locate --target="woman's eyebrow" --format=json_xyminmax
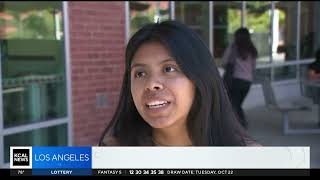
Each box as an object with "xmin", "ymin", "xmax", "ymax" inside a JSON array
[
  {"xmin": 131, "ymin": 63, "xmax": 145, "ymax": 69},
  {"xmin": 160, "ymin": 58, "xmax": 176, "ymax": 64},
  {"xmin": 131, "ymin": 58, "xmax": 176, "ymax": 69}
]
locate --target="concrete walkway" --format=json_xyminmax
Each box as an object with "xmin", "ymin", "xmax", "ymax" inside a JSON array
[{"xmin": 245, "ymin": 105, "xmax": 320, "ymax": 168}]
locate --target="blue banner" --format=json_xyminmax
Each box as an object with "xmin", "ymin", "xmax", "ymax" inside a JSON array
[{"xmin": 32, "ymin": 147, "xmax": 92, "ymax": 169}]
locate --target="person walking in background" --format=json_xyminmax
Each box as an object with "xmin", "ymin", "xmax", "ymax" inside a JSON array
[{"xmin": 222, "ymin": 27, "xmax": 258, "ymax": 129}]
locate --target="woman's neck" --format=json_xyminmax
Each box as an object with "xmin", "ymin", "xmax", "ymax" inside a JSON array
[{"xmin": 152, "ymin": 125, "xmax": 192, "ymax": 146}]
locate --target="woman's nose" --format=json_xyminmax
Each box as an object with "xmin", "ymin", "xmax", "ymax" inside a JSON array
[{"xmin": 145, "ymin": 75, "xmax": 164, "ymax": 91}]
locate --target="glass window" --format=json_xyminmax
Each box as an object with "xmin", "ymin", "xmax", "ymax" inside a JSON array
[
  {"xmin": 300, "ymin": 1, "xmax": 320, "ymax": 60},
  {"xmin": 129, "ymin": 1, "xmax": 170, "ymax": 37},
  {"xmin": 300, "ymin": 63, "xmax": 310, "ymax": 80},
  {"xmin": 0, "ymin": 2, "xmax": 63, "ymax": 40},
  {"xmin": 4, "ymin": 124, "xmax": 68, "ymax": 163},
  {"xmin": 213, "ymin": 1, "xmax": 242, "ymax": 66},
  {"xmin": 1, "ymin": 2, "xmax": 67, "ymax": 128},
  {"xmin": 246, "ymin": 2, "xmax": 272, "ymax": 83},
  {"xmin": 175, "ymin": 1, "xmax": 209, "ymax": 46},
  {"xmin": 253, "ymin": 68, "xmax": 271, "ymax": 83},
  {"xmin": 299, "ymin": 63, "xmax": 314, "ymax": 97},
  {"xmin": 273, "ymin": 2, "xmax": 298, "ymax": 62},
  {"xmin": 246, "ymin": 1, "xmax": 272, "ymax": 65},
  {"xmin": 273, "ymin": 2, "xmax": 298, "ymax": 81},
  {"xmin": 273, "ymin": 65, "xmax": 297, "ymax": 81}
]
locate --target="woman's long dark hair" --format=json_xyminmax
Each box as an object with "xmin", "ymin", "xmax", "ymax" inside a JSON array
[
  {"xmin": 99, "ymin": 20, "xmax": 253, "ymax": 146},
  {"xmin": 234, "ymin": 28, "xmax": 258, "ymax": 60}
]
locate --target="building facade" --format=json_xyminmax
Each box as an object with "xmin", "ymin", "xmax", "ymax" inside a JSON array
[{"xmin": 0, "ymin": 1, "xmax": 319, "ymax": 167}]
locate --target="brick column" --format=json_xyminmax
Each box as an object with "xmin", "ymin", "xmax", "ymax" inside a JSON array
[{"xmin": 68, "ymin": 2, "xmax": 126, "ymax": 145}]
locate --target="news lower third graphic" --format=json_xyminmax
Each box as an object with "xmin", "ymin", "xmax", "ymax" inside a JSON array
[{"xmin": 9, "ymin": 146, "xmax": 311, "ymax": 176}]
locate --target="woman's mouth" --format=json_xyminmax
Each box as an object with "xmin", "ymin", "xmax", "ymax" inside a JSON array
[{"xmin": 146, "ymin": 100, "xmax": 171, "ymax": 109}]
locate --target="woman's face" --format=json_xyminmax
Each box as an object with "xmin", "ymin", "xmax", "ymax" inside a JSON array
[{"xmin": 130, "ymin": 41, "xmax": 195, "ymax": 129}]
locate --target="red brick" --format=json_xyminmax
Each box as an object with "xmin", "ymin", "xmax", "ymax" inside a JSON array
[{"xmin": 69, "ymin": 2, "xmax": 125, "ymax": 145}]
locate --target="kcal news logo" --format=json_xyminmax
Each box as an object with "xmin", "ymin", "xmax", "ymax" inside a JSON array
[
  {"xmin": 13, "ymin": 149, "xmax": 29, "ymax": 165},
  {"xmin": 10, "ymin": 147, "xmax": 32, "ymax": 169}
]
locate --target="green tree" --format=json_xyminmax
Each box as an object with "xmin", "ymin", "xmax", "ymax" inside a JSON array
[
  {"xmin": 5, "ymin": 8, "xmax": 56, "ymax": 39},
  {"xmin": 246, "ymin": 1, "xmax": 271, "ymax": 33}
]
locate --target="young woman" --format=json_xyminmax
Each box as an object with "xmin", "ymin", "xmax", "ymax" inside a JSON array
[
  {"xmin": 99, "ymin": 20, "xmax": 257, "ymax": 146},
  {"xmin": 222, "ymin": 28, "xmax": 258, "ymax": 130}
]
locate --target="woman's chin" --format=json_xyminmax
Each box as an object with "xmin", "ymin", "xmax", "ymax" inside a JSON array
[{"xmin": 146, "ymin": 118, "xmax": 175, "ymax": 129}]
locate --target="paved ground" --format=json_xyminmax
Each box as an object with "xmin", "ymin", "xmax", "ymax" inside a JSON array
[{"xmin": 245, "ymin": 104, "xmax": 320, "ymax": 168}]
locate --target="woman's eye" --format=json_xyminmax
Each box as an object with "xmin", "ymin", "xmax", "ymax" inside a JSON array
[
  {"xmin": 135, "ymin": 71, "xmax": 145, "ymax": 78},
  {"xmin": 164, "ymin": 66, "xmax": 176, "ymax": 73}
]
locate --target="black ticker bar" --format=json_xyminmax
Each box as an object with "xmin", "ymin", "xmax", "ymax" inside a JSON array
[
  {"xmin": 0, "ymin": 169, "xmax": 315, "ymax": 176},
  {"xmin": 92, "ymin": 169, "xmax": 311, "ymax": 176}
]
